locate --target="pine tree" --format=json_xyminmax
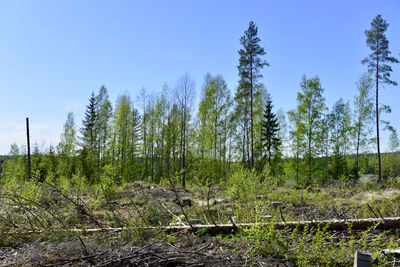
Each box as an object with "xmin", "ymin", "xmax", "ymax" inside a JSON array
[
  {"xmin": 237, "ymin": 21, "xmax": 268, "ymax": 170},
  {"xmin": 261, "ymin": 98, "xmax": 281, "ymax": 164},
  {"xmin": 362, "ymin": 14, "xmax": 399, "ymax": 182}
]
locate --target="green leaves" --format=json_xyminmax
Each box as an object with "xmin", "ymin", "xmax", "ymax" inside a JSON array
[{"xmin": 293, "ymin": 75, "xmax": 327, "ymax": 184}]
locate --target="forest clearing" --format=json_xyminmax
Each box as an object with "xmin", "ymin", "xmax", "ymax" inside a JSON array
[{"xmin": 1, "ymin": 175, "xmax": 400, "ymax": 266}]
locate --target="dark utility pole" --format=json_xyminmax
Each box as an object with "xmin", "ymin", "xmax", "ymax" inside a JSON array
[{"xmin": 26, "ymin": 117, "xmax": 32, "ymax": 180}]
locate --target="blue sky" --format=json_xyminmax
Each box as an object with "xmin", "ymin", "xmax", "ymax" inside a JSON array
[{"xmin": 0, "ymin": 0, "xmax": 399, "ymax": 154}]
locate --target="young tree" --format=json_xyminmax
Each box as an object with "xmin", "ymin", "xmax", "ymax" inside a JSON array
[
  {"xmin": 288, "ymin": 110, "xmax": 305, "ymax": 184},
  {"xmin": 388, "ymin": 128, "xmax": 400, "ymax": 177},
  {"xmin": 261, "ymin": 97, "xmax": 281, "ymax": 164},
  {"xmin": 60, "ymin": 112, "xmax": 77, "ymax": 158},
  {"xmin": 276, "ymin": 108, "xmax": 289, "ymax": 156},
  {"xmin": 95, "ymin": 85, "xmax": 113, "ymax": 169},
  {"xmin": 353, "ymin": 74, "xmax": 374, "ymax": 175},
  {"xmin": 389, "ymin": 128, "xmax": 400, "ymax": 153},
  {"xmin": 233, "ymin": 84, "xmax": 251, "ymax": 169},
  {"xmin": 237, "ymin": 21, "xmax": 269, "ymax": 169},
  {"xmin": 362, "ymin": 14, "xmax": 399, "ymax": 182},
  {"xmin": 113, "ymin": 94, "xmax": 139, "ymax": 181},
  {"xmin": 165, "ymin": 103, "xmax": 180, "ymax": 179},
  {"xmin": 175, "ymin": 72, "xmax": 195, "ymax": 187},
  {"xmin": 153, "ymin": 86, "xmax": 169, "ymax": 182},
  {"xmin": 329, "ymin": 98, "xmax": 352, "ymax": 179},
  {"xmin": 198, "ymin": 73, "xmax": 230, "ymax": 183},
  {"xmin": 126, "ymin": 107, "xmax": 141, "ymax": 180},
  {"xmin": 294, "ymin": 75, "xmax": 326, "ymax": 184},
  {"xmin": 138, "ymin": 87, "xmax": 149, "ymax": 180},
  {"xmin": 58, "ymin": 112, "xmax": 77, "ymax": 178},
  {"xmin": 320, "ymin": 113, "xmax": 331, "ymax": 181}
]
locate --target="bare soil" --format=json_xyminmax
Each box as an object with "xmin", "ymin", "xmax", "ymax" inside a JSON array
[{"xmin": 0, "ymin": 235, "xmax": 290, "ymax": 266}]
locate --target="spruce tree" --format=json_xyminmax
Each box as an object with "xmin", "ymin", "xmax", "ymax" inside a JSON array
[
  {"xmin": 362, "ymin": 14, "xmax": 399, "ymax": 182},
  {"xmin": 237, "ymin": 21, "xmax": 268, "ymax": 169},
  {"xmin": 261, "ymin": 98, "xmax": 280, "ymax": 164},
  {"xmin": 81, "ymin": 92, "xmax": 97, "ymax": 153}
]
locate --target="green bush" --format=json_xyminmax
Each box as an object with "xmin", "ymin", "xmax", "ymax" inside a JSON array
[{"xmin": 224, "ymin": 168, "xmax": 263, "ymax": 201}]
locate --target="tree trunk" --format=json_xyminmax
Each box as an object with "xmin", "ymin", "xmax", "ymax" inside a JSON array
[
  {"xmin": 160, "ymin": 126, "xmax": 164, "ymax": 180},
  {"xmin": 246, "ymin": 122, "xmax": 251, "ymax": 170},
  {"xmin": 181, "ymin": 107, "xmax": 186, "ymax": 188},
  {"xmin": 250, "ymin": 64, "xmax": 254, "ymax": 170},
  {"xmin": 26, "ymin": 118, "xmax": 32, "ymax": 180},
  {"xmin": 308, "ymin": 128, "xmax": 312, "ymax": 184},
  {"xmin": 356, "ymin": 117, "xmax": 362, "ymax": 175},
  {"xmin": 376, "ymin": 56, "xmax": 382, "ymax": 182}
]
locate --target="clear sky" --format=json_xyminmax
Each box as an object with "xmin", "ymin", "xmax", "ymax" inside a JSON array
[{"xmin": 0, "ymin": 0, "xmax": 399, "ymax": 154}]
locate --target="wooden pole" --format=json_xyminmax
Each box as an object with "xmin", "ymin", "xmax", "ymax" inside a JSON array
[{"xmin": 26, "ymin": 117, "xmax": 31, "ymax": 180}]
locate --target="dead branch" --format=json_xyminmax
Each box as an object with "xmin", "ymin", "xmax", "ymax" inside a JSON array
[
  {"xmin": 43, "ymin": 181, "xmax": 105, "ymax": 228},
  {"xmin": 207, "ymin": 184, "xmax": 218, "ymax": 227},
  {"xmin": 159, "ymin": 202, "xmax": 187, "ymax": 226},
  {"xmin": 166, "ymin": 174, "xmax": 193, "ymax": 229},
  {"xmin": 123, "ymin": 187, "xmax": 147, "ymax": 225}
]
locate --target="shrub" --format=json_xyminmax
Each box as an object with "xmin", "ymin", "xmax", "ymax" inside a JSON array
[{"xmin": 224, "ymin": 168, "xmax": 263, "ymax": 202}]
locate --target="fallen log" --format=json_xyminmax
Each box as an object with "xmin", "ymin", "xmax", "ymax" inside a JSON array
[{"xmin": 6, "ymin": 217, "xmax": 400, "ymax": 235}]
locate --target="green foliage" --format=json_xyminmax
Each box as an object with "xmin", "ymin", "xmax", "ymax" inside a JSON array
[
  {"xmin": 99, "ymin": 167, "xmax": 117, "ymax": 196},
  {"xmin": 236, "ymin": 21, "xmax": 269, "ymax": 170},
  {"xmin": 224, "ymin": 168, "xmax": 264, "ymax": 201},
  {"xmin": 261, "ymin": 97, "xmax": 281, "ymax": 167},
  {"xmin": 80, "ymin": 92, "xmax": 98, "ymax": 153},
  {"xmin": 289, "ymin": 75, "xmax": 327, "ymax": 185},
  {"xmin": 353, "ymin": 73, "xmax": 374, "ymax": 176},
  {"xmin": 362, "ymin": 14, "xmax": 399, "ymax": 182},
  {"xmin": 362, "ymin": 14, "xmax": 399, "ymax": 86},
  {"xmin": 58, "ymin": 175, "xmax": 71, "ymax": 189},
  {"xmin": 245, "ymin": 218, "xmax": 287, "ymax": 258},
  {"xmin": 195, "ymin": 228, "xmax": 208, "ymax": 237},
  {"xmin": 198, "ymin": 73, "xmax": 231, "ymax": 184},
  {"xmin": 245, "ymin": 219, "xmax": 393, "ymax": 265},
  {"xmin": 329, "ymin": 98, "xmax": 352, "ymax": 179}
]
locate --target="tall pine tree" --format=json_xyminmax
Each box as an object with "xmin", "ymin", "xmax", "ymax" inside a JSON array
[
  {"xmin": 362, "ymin": 14, "xmax": 399, "ymax": 182},
  {"xmin": 237, "ymin": 21, "xmax": 268, "ymax": 170}
]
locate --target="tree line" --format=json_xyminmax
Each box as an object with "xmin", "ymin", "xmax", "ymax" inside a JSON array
[{"xmin": 1, "ymin": 15, "xmax": 399, "ymax": 187}]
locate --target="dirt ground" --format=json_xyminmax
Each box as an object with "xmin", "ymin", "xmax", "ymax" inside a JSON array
[{"xmin": 0, "ymin": 235, "xmax": 290, "ymax": 266}]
